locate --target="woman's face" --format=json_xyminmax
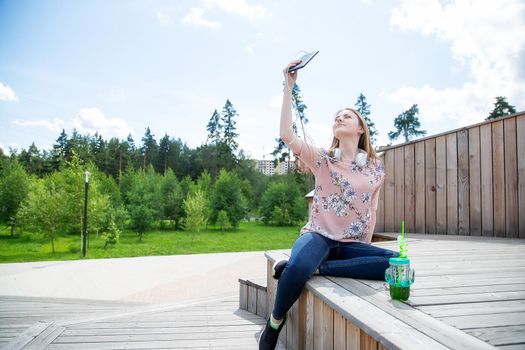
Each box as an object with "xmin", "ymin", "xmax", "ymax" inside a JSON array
[{"xmin": 332, "ymin": 109, "xmax": 364, "ymax": 139}]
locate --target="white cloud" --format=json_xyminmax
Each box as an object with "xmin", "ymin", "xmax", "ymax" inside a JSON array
[
  {"xmin": 0, "ymin": 82, "xmax": 19, "ymax": 102},
  {"xmin": 388, "ymin": 0, "xmax": 525, "ymax": 126},
  {"xmin": 204, "ymin": 0, "xmax": 270, "ymax": 21},
  {"xmin": 14, "ymin": 118, "xmax": 65, "ymax": 133},
  {"xmin": 72, "ymin": 108, "xmax": 133, "ymax": 139},
  {"xmin": 245, "ymin": 43, "xmax": 256, "ymax": 54},
  {"xmin": 181, "ymin": 7, "xmax": 222, "ymax": 29},
  {"xmin": 156, "ymin": 10, "xmax": 171, "ymax": 25},
  {"xmin": 14, "ymin": 108, "xmax": 132, "ymax": 140}
]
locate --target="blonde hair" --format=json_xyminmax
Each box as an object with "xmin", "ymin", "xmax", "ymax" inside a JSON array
[{"xmin": 328, "ymin": 108, "xmax": 380, "ymax": 164}]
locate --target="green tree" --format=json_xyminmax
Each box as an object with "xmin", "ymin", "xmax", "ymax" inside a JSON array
[
  {"xmin": 126, "ymin": 169, "xmax": 157, "ymax": 240},
  {"xmin": 0, "ymin": 160, "xmax": 30, "ymax": 236},
  {"xmin": 206, "ymin": 109, "xmax": 222, "ymax": 145},
  {"xmin": 388, "ymin": 104, "xmax": 426, "ymax": 143},
  {"xmin": 161, "ymin": 169, "xmax": 185, "ymax": 229},
  {"xmin": 487, "ymin": 96, "xmax": 517, "ymax": 120},
  {"xmin": 183, "ymin": 190, "xmax": 208, "ymax": 235},
  {"xmin": 221, "ymin": 100, "xmax": 239, "ymax": 153},
  {"xmin": 354, "ymin": 93, "xmax": 378, "ymax": 144},
  {"xmin": 210, "ymin": 169, "xmax": 245, "ymax": 229},
  {"xmin": 259, "ymin": 180, "xmax": 306, "ymax": 226},
  {"xmin": 101, "ymin": 215, "xmax": 120, "ymax": 248},
  {"xmin": 215, "ymin": 209, "xmax": 231, "ymax": 231},
  {"xmin": 141, "ymin": 127, "xmax": 158, "ymax": 170},
  {"xmin": 17, "ymin": 179, "xmax": 64, "ymax": 253}
]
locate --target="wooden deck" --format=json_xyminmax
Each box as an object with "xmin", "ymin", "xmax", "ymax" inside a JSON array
[
  {"xmin": 265, "ymin": 234, "xmax": 525, "ymax": 350},
  {"xmin": 1, "ymin": 295, "xmax": 282, "ymax": 349}
]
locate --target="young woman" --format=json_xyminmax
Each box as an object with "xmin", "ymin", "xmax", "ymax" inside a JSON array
[{"xmin": 259, "ymin": 60, "xmax": 399, "ymax": 350}]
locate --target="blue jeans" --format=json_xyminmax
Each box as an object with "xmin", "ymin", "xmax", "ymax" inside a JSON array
[{"xmin": 272, "ymin": 232, "xmax": 399, "ymax": 319}]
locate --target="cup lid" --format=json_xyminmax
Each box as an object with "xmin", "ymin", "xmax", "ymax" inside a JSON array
[{"xmin": 389, "ymin": 257, "xmax": 410, "ymax": 265}]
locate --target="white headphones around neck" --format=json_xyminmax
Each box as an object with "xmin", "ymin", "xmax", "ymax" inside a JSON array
[{"xmin": 333, "ymin": 148, "xmax": 367, "ymax": 167}]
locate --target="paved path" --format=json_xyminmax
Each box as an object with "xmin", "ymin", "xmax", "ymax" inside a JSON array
[{"xmin": 0, "ymin": 252, "xmax": 267, "ymax": 304}]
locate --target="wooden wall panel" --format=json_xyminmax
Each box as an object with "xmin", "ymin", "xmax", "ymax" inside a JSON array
[
  {"xmin": 446, "ymin": 133, "xmax": 458, "ymax": 235},
  {"xmin": 394, "ymin": 147, "xmax": 405, "ymax": 233},
  {"xmin": 457, "ymin": 130, "xmax": 470, "ymax": 235},
  {"xmin": 404, "ymin": 144, "xmax": 416, "ymax": 233},
  {"xmin": 384, "ymin": 150, "xmax": 395, "ymax": 232},
  {"xmin": 517, "ymin": 115, "xmax": 525, "ymax": 238},
  {"xmin": 480, "ymin": 124, "xmax": 494, "ymax": 236},
  {"xmin": 468, "ymin": 127, "xmax": 482, "ymax": 236},
  {"xmin": 415, "ymin": 141, "xmax": 426, "ymax": 233},
  {"xmin": 493, "ymin": 121, "xmax": 506, "ymax": 237},
  {"xmin": 504, "ymin": 118, "xmax": 518, "ymax": 237},
  {"xmin": 435, "ymin": 136, "xmax": 447, "ymax": 234}
]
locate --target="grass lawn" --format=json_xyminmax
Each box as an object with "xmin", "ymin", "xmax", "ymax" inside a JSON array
[{"xmin": 0, "ymin": 221, "xmax": 302, "ymax": 263}]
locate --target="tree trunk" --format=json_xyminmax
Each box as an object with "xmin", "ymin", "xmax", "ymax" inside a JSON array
[
  {"xmin": 10, "ymin": 224, "xmax": 14, "ymax": 237},
  {"xmin": 51, "ymin": 237, "xmax": 55, "ymax": 254}
]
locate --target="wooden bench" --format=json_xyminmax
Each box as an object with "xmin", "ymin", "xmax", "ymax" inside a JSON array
[{"xmin": 264, "ymin": 236, "xmax": 514, "ymax": 350}]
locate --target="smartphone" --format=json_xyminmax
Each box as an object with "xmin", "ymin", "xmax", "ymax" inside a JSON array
[{"xmin": 288, "ymin": 50, "xmax": 319, "ymax": 72}]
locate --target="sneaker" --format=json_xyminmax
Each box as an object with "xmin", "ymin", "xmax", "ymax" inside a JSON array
[
  {"xmin": 258, "ymin": 315, "xmax": 286, "ymax": 350},
  {"xmin": 272, "ymin": 259, "xmax": 288, "ymax": 280}
]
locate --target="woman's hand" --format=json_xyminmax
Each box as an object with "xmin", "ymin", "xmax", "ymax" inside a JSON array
[{"xmin": 283, "ymin": 60, "xmax": 301, "ymax": 91}]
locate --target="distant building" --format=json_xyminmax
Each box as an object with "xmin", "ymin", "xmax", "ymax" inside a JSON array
[{"xmin": 255, "ymin": 159, "xmax": 296, "ymax": 175}]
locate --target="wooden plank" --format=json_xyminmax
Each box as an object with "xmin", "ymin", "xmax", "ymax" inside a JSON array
[
  {"xmin": 467, "ymin": 325, "xmax": 525, "ymax": 347},
  {"xmin": 346, "ymin": 320, "xmax": 360, "ymax": 350},
  {"xmin": 360, "ymin": 331, "xmax": 379, "ymax": 350},
  {"xmin": 518, "ymin": 114, "xmax": 525, "ymax": 238},
  {"xmin": 425, "ymin": 138, "xmax": 437, "ymax": 234},
  {"xmin": 504, "ymin": 117, "xmax": 519, "ymax": 237},
  {"xmin": 377, "ymin": 154, "xmax": 386, "ymax": 232},
  {"xmin": 435, "ymin": 136, "xmax": 447, "ymax": 234},
  {"xmin": 394, "ymin": 146, "xmax": 405, "ymax": 233},
  {"xmin": 404, "ymin": 144, "xmax": 416, "ymax": 233},
  {"xmin": 239, "ymin": 282, "xmax": 247, "ymax": 310},
  {"xmin": 256, "ymin": 288, "xmax": 267, "ymax": 318},
  {"xmin": 419, "ymin": 300, "xmax": 525, "ymax": 318},
  {"xmin": 333, "ymin": 311, "xmax": 345, "ymax": 350},
  {"xmin": 411, "ymin": 283, "xmax": 525, "ymax": 297},
  {"xmin": 307, "ymin": 278, "xmax": 452, "ymax": 350},
  {"xmin": 446, "ymin": 133, "xmax": 458, "ymax": 235},
  {"xmin": 408, "ymin": 291, "xmax": 525, "ymax": 306},
  {"xmin": 492, "ymin": 120, "xmax": 506, "ymax": 236},
  {"xmin": 441, "ymin": 312, "xmax": 525, "ymax": 329},
  {"xmin": 297, "ymin": 289, "xmax": 306, "ymax": 350},
  {"xmin": 384, "ymin": 149, "xmax": 395, "ymax": 232},
  {"xmin": 457, "ymin": 129, "xmax": 470, "ymax": 235},
  {"xmin": 313, "ymin": 296, "xmax": 324, "ymax": 350},
  {"xmin": 469, "ymin": 127, "xmax": 482, "ymax": 235},
  {"xmin": 305, "ymin": 290, "xmax": 314, "ymax": 350},
  {"xmin": 480, "ymin": 123, "xmax": 494, "ymax": 236},
  {"xmin": 415, "ymin": 141, "xmax": 426, "ymax": 233},
  {"xmin": 3, "ymin": 321, "xmax": 51, "ymax": 350},
  {"xmin": 323, "ymin": 301, "xmax": 334, "ymax": 349},
  {"xmin": 248, "ymin": 285, "xmax": 257, "ymax": 314},
  {"xmin": 328, "ymin": 277, "xmax": 495, "ymax": 350}
]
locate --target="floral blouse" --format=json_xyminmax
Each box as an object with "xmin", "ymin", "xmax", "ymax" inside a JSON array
[{"xmin": 297, "ymin": 142, "xmax": 385, "ymax": 243}]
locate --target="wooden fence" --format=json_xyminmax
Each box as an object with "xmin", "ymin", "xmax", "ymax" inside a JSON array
[{"xmin": 375, "ymin": 111, "xmax": 525, "ymax": 238}]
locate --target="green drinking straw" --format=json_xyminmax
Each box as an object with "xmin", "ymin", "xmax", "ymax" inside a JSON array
[{"xmin": 398, "ymin": 220, "xmax": 408, "ymax": 258}]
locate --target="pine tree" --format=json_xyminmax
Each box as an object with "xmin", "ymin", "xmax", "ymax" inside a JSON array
[
  {"xmin": 51, "ymin": 129, "xmax": 68, "ymax": 170},
  {"xmin": 141, "ymin": 127, "xmax": 158, "ymax": 170},
  {"xmin": 158, "ymin": 134, "xmax": 171, "ymax": 174},
  {"xmin": 220, "ymin": 100, "xmax": 239, "ymax": 152},
  {"xmin": 487, "ymin": 96, "xmax": 517, "ymax": 120},
  {"xmin": 206, "ymin": 109, "xmax": 222, "ymax": 145},
  {"xmin": 354, "ymin": 93, "xmax": 378, "ymax": 144},
  {"xmin": 388, "ymin": 104, "xmax": 426, "ymax": 143}
]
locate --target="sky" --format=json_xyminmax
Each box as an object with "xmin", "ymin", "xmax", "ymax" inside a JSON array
[{"xmin": 1, "ymin": 0, "xmax": 524, "ymax": 160}]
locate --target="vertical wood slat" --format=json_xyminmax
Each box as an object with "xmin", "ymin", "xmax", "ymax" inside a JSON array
[
  {"xmin": 313, "ymin": 296, "xmax": 324, "ymax": 350},
  {"xmin": 504, "ymin": 118, "xmax": 519, "ymax": 238},
  {"xmin": 360, "ymin": 331, "xmax": 379, "ymax": 350},
  {"xmin": 415, "ymin": 141, "xmax": 426, "ymax": 233},
  {"xmin": 305, "ymin": 290, "xmax": 314, "ymax": 350},
  {"xmin": 517, "ymin": 115, "xmax": 525, "ymax": 238},
  {"xmin": 469, "ymin": 127, "xmax": 482, "ymax": 236},
  {"xmin": 239, "ymin": 282, "xmax": 247, "ymax": 310},
  {"xmin": 394, "ymin": 147, "xmax": 405, "ymax": 232},
  {"xmin": 333, "ymin": 311, "xmax": 345, "ymax": 350},
  {"xmin": 297, "ymin": 290, "xmax": 306, "ymax": 350},
  {"xmin": 323, "ymin": 302, "xmax": 334, "ymax": 349},
  {"xmin": 435, "ymin": 136, "xmax": 447, "ymax": 234},
  {"xmin": 384, "ymin": 150, "xmax": 395, "ymax": 232},
  {"xmin": 376, "ymin": 154, "xmax": 385, "ymax": 233},
  {"xmin": 480, "ymin": 124, "xmax": 494, "ymax": 236},
  {"xmin": 256, "ymin": 288, "xmax": 267, "ymax": 318},
  {"xmin": 425, "ymin": 139, "xmax": 436, "ymax": 234},
  {"xmin": 457, "ymin": 130, "xmax": 470, "ymax": 235},
  {"xmin": 346, "ymin": 320, "xmax": 360, "ymax": 350},
  {"xmin": 247, "ymin": 285, "xmax": 257, "ymax": 314},
  {"xmin": 446, "ymin": 133, "xmax": 458, "ymax": 235},
  {"xmin": 404, "ymin": 144, "xmax": 415, "ymax": 233},
  {"xmin": 493, "ymin": 121, "xmax": 506, "ymax": 237}
]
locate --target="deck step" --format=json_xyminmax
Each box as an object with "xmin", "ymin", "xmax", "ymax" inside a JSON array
[{"xmin": 239, "ymin": 277, "xmax": 267, "ymax": 319}]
